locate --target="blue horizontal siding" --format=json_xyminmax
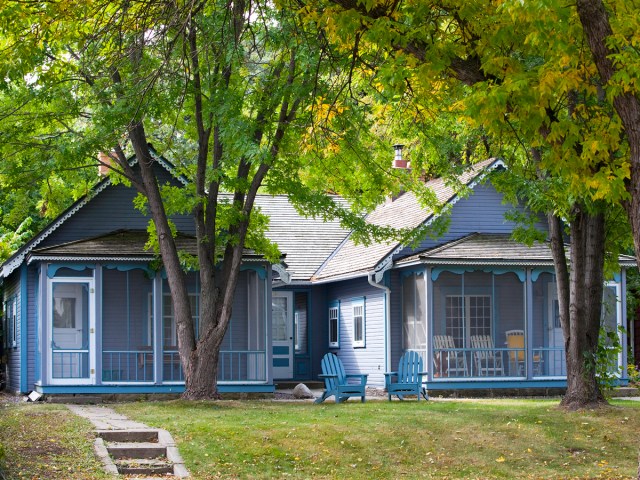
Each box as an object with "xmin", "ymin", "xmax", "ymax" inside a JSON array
[
  {"xmin": 396, "ymin": 183, "xmax": 548, "ymax": 259},
  {"xmin": 427, "ymin": 379, "xmax": 567, "ymax": 390},
  {"xmin": 325, "ymin": 277, "xmax": 386, "ymax": 387},
  {"xmin": 4, "ymin": 272, "xmax": 21, "ymax": 393},
  {"xmin": 40, "ymin": 168, "xmax": 195, "ymax": 249}
]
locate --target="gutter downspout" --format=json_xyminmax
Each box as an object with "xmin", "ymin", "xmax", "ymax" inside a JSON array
[{"xmin": 368, "ymin": 272, "xmax": 391, "ymax": 374}]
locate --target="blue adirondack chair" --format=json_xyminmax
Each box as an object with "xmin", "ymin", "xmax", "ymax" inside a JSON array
[
  {"xmin": 315, "ymin": 353, "xmax": 368, "ymax": 403},
  {"xmin": 384, "ymin": 351, "xmax": 428, "ymax": 401}
]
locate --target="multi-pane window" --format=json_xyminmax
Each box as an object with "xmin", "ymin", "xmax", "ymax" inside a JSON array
[
  {"xmin": 163, "ymin": 294, "xmax": 198, "ymax": 348},
  {"xmin": 445, "ymin": 295, "xmax": 491, "ymax": 347},
  {"xmin": 328, "ymin": 304, "xmax": 339, "ymax": 348},
  {"xmin": 352, "ymin": 299, "xmax": 365, "ymax": 348}
]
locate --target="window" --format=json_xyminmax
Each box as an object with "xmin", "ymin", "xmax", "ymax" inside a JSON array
[
  {"xmin": 352, "ymin": 298, "xmax": 365, "ymax": 348},
  {"xmin": 163, "ymin": 294, "xmax": 199, "ymax": 349},
  {"xmin": 6, "ymin": 298, "xmax": 17, "ymax": 348},
  {"xmin": 294, "ymin": 312, "xmax": 300, "ymax": 351},
  {"xmin": 445, "ymin": 295, "xmax": 491, "ymax": 347},
  {"xmin": 328, "ymin": 303, "xmax": 339, "ymax": 348}
]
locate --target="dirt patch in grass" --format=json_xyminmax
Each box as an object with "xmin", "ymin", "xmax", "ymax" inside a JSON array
[{"xmin": 0, "ymin": 395, "xmax": 109, "ymax": 480}]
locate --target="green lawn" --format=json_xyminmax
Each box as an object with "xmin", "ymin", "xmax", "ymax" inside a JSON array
[
  {"xmin": 0, "ymin": 401, "xmax": 110, "ymax": 480},
  {"xmin": 1, "ymin": 397, "xmax": 639, "ymax": 479},
  {"xmin": 115, "ymin": 398, "xmax": 640, "ymax": 479}
]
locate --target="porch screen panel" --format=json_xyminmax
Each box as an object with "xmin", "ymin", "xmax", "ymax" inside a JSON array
[
  {"xmin": 246, "ymin": 270, "xmax": 266, "ymax": 381},
  {"xmin": 102, "ymin": 269, "xmax": 154, "ymax": 382},
  {"xmin": 445, "ymin": 296, "xmax": 465, "ymax": 348},
  {"xmin": 161, "ymin": 273, "xmax": 199, "ymax": 382},
  {"xmin": 532, "ymin": 272, "xmax": 564, "ymax": 376},
  {"xmin": 601, "ymin": 285, "xmax": 621, "ymax": 374},
  {"xmin": 402, "ymin": 273, "xmax": 426, "ymax": 351},
  {"xmin": 468, "ymin": 296, "xmax": 491, "ymax": 338},
  {"xmin": 432, "ymin": 271, "xmax": 463, "ymax": 342},
  {"xmin": 402, "ymin": 274, "xmax": 416, "ymax": 349},
  {"xmin": 493, "ymin": 273, "xmax": 526, "ymax": 376}
]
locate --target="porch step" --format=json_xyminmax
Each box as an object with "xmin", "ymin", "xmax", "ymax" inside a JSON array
[
  {"xmin": 114, "ymin": 458, "xmax": 174, "ymax": 476},
  {"xmin": 106, "ymin": 442, "xmax": 167, "ymax": 460},
  {"xmin": 97, "ymin": 429, "xmax": 159, "ymax": 443}
]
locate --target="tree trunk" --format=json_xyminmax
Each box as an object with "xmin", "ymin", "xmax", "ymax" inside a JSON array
[
  {"xmin": 575, "ymin": 0, "xmax": 640, "ymax": 286},
  {"xmin": 548, "ymin": 206, "xmax": 607, "ymax": 410},
  {"xmin": 182, "ymin": 328, "xmax": 223, "ymax": 400}
]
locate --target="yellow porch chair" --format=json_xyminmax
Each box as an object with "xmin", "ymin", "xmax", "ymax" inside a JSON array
[{"xmin": 505, "ymin": 330, "xmax": 543, "ymax": 376}]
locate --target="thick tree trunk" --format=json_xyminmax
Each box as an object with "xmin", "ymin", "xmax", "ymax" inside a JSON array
[
  {"xmin": 548, "ymin": 206, "xmax": 607, "ymax": 410},
  {"xmin": 575, "ymin": 0, "xmax": 640, "ymax": 287},
  {"xmin": 181, "ymin": 328, "xmax": 224, "ymax": 400},
  {"xmin": 128, "ymin": 124, "xmax": 211, "ymax": 397}
]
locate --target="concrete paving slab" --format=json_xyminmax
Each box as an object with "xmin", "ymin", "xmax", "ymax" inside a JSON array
[{"xmin": 67, "ymin": 405, "xmax": 189, "ymax": 478}]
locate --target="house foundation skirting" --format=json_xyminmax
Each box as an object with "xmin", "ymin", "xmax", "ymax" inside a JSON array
[{"xmin": 34, "ymin": 383, "xmax": 276, "ymax": 395}]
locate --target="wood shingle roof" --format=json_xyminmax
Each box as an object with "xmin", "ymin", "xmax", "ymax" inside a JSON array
[{"xmin": 312, "ymin": 158, "xmax": 503, "ymax": 281}]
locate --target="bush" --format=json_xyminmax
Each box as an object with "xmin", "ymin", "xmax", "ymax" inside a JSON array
[{"xmin": 628, "ymin": 363, "xmax": 640, "ymax": 386}]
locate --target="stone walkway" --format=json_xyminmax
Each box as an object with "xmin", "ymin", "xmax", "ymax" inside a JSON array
[{"xmin": 68, "ymin": 405, "xmax": 189, "ymax": 478}]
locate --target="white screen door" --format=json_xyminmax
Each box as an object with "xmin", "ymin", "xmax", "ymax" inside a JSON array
[{"xmin": 49, "ymin": 279, "xmax": 95, "ymax": 384}]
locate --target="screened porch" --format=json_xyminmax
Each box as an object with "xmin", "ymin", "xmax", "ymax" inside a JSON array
[
  {"xmin": 401, "ymin": 268, "xmax": 623, "ymax": 381},
  {"xmin": 101, "ymin": 267, "xmax": 268, "ymax": 384}
]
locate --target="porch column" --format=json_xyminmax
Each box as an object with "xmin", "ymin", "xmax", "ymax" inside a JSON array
[
  {"xmin": 39, "ymin": 264, "xmax": 47, "ymax": 386},
  {"xmin": 153, "ymin": 273, "xmax": 163, "ymax": 384},
  {"xmin": 266, "ymin": 265, "xmax": 273, "ymax": 385},
  {"xmin": 621, "ymin": 269, "xmax": 628, "ymax": 380},
  {"xmin": 526, "ymin": 268, "xmax": 534, "ymax": 380},
  {"xmin": 426, "ymin": 266, "xmax": 433, "ymax": 383},
  {"xmin": 95, "ymin": 264, "xmax": 103, "ymax": 385}
]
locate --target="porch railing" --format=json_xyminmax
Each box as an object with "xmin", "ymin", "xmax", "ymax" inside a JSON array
[
  {"xmin": 102, "ymin": 349, "xmax": 266, "ymax": 383},
  {"xmin": 433, "ymin": 347, "xmax": 566, "ymax": 379},
  {"xmin": 102, "ymin": 350, "xmax": 154, "ymax": 382},
  {"xmin": 52, "ymin": 350, "xmax": 89, "ymax": 379}
]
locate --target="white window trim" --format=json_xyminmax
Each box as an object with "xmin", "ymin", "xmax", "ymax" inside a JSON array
[
  {"xmin": 328, "ymin": 303, "xmax": 340, "ymax": 348},
  {"xmin": 352, "ymin": 298, "xmax": 365, "ymax": 348}
]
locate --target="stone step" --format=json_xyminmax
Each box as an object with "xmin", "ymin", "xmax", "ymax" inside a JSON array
[
  {"xmin": 115, "ymin": 458, "xmax": 174, "ymax": 476},
  {"xmin": 107, "ymin": 442, "xmax": 167, "ymax": 460},
  {"xmin": 97, "ymin": 429, "xmax": 159, "ymax": 443}
]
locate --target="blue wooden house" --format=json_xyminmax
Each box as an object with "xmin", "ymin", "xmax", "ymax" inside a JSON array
[{"xmin": 1, "ymin": 154, "xmax": 635, "ymax": 396}]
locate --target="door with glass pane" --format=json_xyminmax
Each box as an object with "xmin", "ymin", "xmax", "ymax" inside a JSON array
[
  {"xmin": 272, "ymin": 292, "xmax": 293, "ymax": 379},
  {"xmin": 49, "ymin": 279, "xmax": 95, "ymax": 384}
]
